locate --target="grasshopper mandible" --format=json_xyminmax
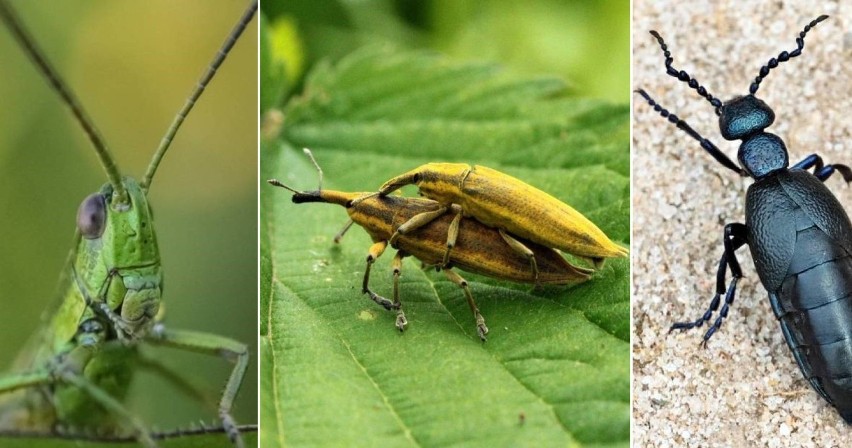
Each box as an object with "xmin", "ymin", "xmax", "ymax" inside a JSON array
[
  {"xmin": 354, "ymin": 163, "xmax": 629, "ymax": 277},
  {"xmin": 269, "ymin": 150, "xmax": 591, "ymax": 340},
  {"xmin": 0, "ymin": 1, "xmax": 256, "ymax": 447}
]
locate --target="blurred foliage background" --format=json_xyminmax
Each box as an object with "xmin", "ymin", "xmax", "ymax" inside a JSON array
[
  {"xmin": 0, "ymin": 0, "xmax": 256, "ymax": 434},
  {"xmin": 262, "ymin": 0, "xmax": 629, "ymax": 111}
]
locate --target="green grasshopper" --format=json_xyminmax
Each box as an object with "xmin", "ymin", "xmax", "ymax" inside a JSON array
[{"xmin": 0, "ymin": 1, "xmax": 257, "ymax": 447}]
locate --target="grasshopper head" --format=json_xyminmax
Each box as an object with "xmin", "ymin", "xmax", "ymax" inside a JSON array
[{"xmin": 75, "ymin": 177, "xmax": 161, "ymax": 336}]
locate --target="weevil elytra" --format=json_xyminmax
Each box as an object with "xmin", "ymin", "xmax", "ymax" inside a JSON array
[
  {"xmin": 637, "ymin": 15, "xmax": 852, "ymax": 423},
  {"xmin": 355, "ymin": 162, "xmax": 628, "ymax": 278},
  {"xmin": 269, "ymin": 151, "xmax": 591, "ymax": 340},
  {"xmin": 0, "ymin": 1, "xmax": 257, "ymax": 446}
]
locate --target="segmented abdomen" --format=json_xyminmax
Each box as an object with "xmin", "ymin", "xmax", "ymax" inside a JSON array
[{"xmin": 769, "ymin": 214, "xmax": 852, "ymax": 423}]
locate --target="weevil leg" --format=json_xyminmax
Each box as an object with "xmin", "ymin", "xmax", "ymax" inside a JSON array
[
  {"xmin": 791, "ymin": 154, "xmax": 852, "ymax": 183},
  {"xmin": 146, "ymin": 325, "xmax": 248, "ymax": 448},
  {"xmin": 389, "ymin": 205, "xmax": 449, "ymax": 246},
  {"xmin": 362, "ymin": 241, "xmax": 398, "ymax": 310},
  {"xmin": 333, "ymin": 219, "xmax": 355, "ymax": 244},
  {"xmin": 442, "ymin": 206, "xmax": 463, "ymax": 267},
  {"xmin": 391, "ymin": 251, "xmax": 408, "ymax": 332},
  {"xmin": 350, "ymin": 169, "xmax": 419, "ymax": 207},
  {"xmin": 635, "ymin": 89, "xmax": 746, "ymax": 177},
  {"xmin": 498, "ymin": 229, "xmax": 539, "ymax": 284},
  {"xmin": 443, "ymin": 269, "xmax": 488, "ymax": 341},
  {"xmin": 670, "ymin": 223, "xmax": 748, "ymax": 347}
]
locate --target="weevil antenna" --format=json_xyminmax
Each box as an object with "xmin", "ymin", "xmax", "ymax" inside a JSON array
[
  {"xmin": 749, "ymin": 15, "xmax": 828, "ymax": 94},
  {"xmin": 649, "ymin": 30, "xmax": 723, "ymax": 114},
  {"xmin": 302, "ymin": 148, "xmax": 324, "ymax": 191},
  {"xmin": 142, "ymin": 0, "xmax": 258, "ymax": 191},
  {"xmin": 0, "ymin": 0, "xmax": 128, "ymax": 206},
  {"xmin": 267, "ymin": 148, "xmax": 327, "ymax": 195},
  {"xmin": 267, "ymin": 179, "xmax": 302, "ymax": 194}
]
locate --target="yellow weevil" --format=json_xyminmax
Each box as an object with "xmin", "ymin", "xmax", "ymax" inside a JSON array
[
  {"xmin": 268, "ymin": 155, "xmax": 591, "ymax": 340},
  {"xmin": 354, "ymin": 163, "xmax": 629, "ymax": 278}
]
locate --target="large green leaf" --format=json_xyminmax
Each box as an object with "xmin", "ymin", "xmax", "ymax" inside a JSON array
[{"xmin": 262, "ymin": 46, "xmax": 629, "ymax": 447}]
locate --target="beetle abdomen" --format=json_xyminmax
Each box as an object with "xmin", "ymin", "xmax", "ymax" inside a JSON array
[{"xmin": 769, "ymin": 217, "xmax": 852, "ymax": 422}]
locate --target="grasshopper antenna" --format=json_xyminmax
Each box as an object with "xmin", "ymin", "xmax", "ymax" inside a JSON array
[
  {"xmin": 142, "ymin": 0, "xmax": 258, "ymax": 191},
  {"xmin": 0, "ymin": 0, "xmax": 127, "ymax": 205}
]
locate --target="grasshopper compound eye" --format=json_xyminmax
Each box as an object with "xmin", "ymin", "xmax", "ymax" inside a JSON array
[{"xmin": 77, "ymin": 193, "xmax": 107, "ymax": 239}]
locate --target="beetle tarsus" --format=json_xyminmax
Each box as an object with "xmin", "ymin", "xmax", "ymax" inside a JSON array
[{"xmin": 395, "ymin": 311, "xmax": 407, "ymax": 333}]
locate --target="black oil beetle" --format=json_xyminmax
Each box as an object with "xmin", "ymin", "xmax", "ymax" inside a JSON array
[{"xmin": 637, "ymin": 15, "xmax": 852, "ymax": 423}]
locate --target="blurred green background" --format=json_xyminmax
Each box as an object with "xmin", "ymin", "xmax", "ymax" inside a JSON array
[
  {"xmin": 262, "ymin": 0, "xmax": 629, "ymax": 109},
  {"xmin": 0, "ymin": 0, "xmax": 256, "ymax": 433}
]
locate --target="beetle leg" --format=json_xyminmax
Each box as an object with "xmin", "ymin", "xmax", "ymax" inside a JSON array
[
  {"xmin": 332, "ymin": 219, "xmax": 355, "ymax": 244},
  {"xmin": 498, "ymin": 229, "xmax": 539, "ymax": 285},
  {"xmin": 391, "ymin": 251, "xmax": 408, "ymax": 332},
  {"xmin": 442, "ymin": 206, "xmax": 463, "ymax": 267},
  {"xmin": 814, "ymin": 165, "xmax": 852, "ymax": 183},
  {"xmin": 389, "ymin": 205, "xmax": 449, "ymax": 246},
  {"xmin": 362, "ymin": 241, "xmax": 398, "ymax": 310},
  {"xmin": 443, "ymin": 269, "xmax": 488, "ymax": 341},
  {"xmin": 635, "ymin": 89, "xmax": 746, "ymax": 177},
  {"xmin": 791, "ymin": 154, "xmax": 852, "ymax": 184},
  {"xmin": 670, "ymin": 223, "xmax": 748, "ymax": 347}
]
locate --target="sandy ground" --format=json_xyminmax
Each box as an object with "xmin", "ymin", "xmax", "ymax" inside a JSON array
[{"xmin": 632, "ymin": 1, "xmax": 852, "ymax": 446}]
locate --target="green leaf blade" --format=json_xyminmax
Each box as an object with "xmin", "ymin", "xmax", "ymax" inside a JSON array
[{"xmin": 263, "ymin": 47, "xmax": 629, "ymax": 447}]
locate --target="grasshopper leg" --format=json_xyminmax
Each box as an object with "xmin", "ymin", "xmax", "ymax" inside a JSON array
[
  {"xmin": 0, "ymin": 370, "xmax": 156, "ymax": 447},
  {"xmin": 443, "ymin": 269, "xmax": 488, "ymax": 341},
  {"xmin": 60, "ymin": 371, "xmax": 157, "ymax": 448},
  {"xmin": 71, "ymin": 265, "xmax": 154, "ymax": 342},
  {"xmin": 0, "ymin": 325, "xmax": 158, "ymax": 448},
  {"xmin": 389, "ymin": 205, "xmax": 448, "ymax": 246},
  {"xmin": 146, "ymin": 326, "xmax": 248, "ymax": 448},
  {"xmin": 497, "ymin": 229, "xmax": 539, "ymax": 285}
]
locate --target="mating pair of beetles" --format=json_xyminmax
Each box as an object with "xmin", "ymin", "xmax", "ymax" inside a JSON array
[{"xmin": 270, "ymin": 150, "xmax": 628, "ymax": 341}]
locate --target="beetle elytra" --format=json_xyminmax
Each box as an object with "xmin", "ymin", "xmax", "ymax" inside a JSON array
[{"xmin": 353, "ymin": 162, "xmax": 628, "ymax": 279}]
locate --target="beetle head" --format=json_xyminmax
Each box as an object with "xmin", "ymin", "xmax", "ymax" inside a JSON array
[{"xmin": 719, "ymin": 95, "xmax": 774, "ymax": 141}]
